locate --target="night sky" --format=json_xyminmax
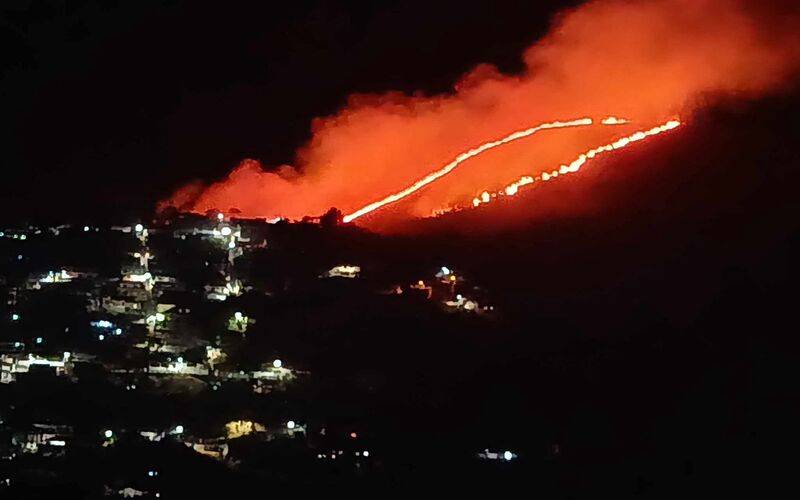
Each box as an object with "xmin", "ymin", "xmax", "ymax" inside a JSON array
[{"xmin": 1, "ymin": 0, "xmax": 583, "ymax": 221}]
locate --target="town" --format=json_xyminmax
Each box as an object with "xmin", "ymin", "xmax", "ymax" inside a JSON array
[{"xmin": 0, "ymin": 212, "xmax": 507, "ymax": 497}]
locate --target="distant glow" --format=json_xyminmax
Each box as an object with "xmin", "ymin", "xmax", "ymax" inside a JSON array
[
  {"xmin": 83, "ymin": 226, "xmax": 90, "ymax": 232},
  {"xmin": 104, "ymin": 430, "xmax": 113, "ymax": 438},
  {"xmin": 440, "ymin": 266, "xmax": 451, "ymax": 275},
  {"xmin": 234, "ymin": 312, "xmax": 243, "ymax": 321},
  {"xmin": 49, "ymin": 440, "xmax": 66, "ymax": 447},
  {"xmin": 286, "ymin": 420, "xmax": 296, "ymax": 430},
  {"xmin": 217, "ymin": 212, "xmax": 224, "ymax": 221},
  {"xmin": 115, "ymin": 328, "xmax": 122, "ymax": 335},
  {"xmin": 504, "ymin": 451, "xmax": 513, "ymax": 461},
  {"xmin": 19, "ymin": 234, "xmax": 26, "ymax": 240},
  {"xmin": 174, "ymin": 425, "xmax": 184, "ymax": 434},
  {"xmin": 363, "ymin": 450, "xmax": 370, "ymax": 457},
  {"xmin": 155, "ymin": 313, "xmax": 166, "ymax": 322},
  {"xmin": 134, "ymin": 223, "xmax": 144, "ymax": 232},
  {"xmin": 35, "ymin": 337, "xmax": 43, "ymax": 344},
  {"xmin": 220, "ymin": 226, "xmax": 232, "ymax": 236},
  {"xmin": 272, "ymin": 359, "xmax": 282, "ymax": 369},
  {"xmin": 11, "ymin": 313, "xmax": 19, "ymax": 321},
  {"xmin": 98, "ymin": 335, "xmax": 105, "ymax": 341}
]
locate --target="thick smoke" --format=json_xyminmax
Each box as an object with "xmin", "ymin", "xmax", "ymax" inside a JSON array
[{"xmin": 161, "ymin": 0, "xmax": 800, "ymax": 228}]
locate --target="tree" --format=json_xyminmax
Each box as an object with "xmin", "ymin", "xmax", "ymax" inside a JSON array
[{"xmin": 320, "ymin": 207, "xmax": 343, "ymax": 228}]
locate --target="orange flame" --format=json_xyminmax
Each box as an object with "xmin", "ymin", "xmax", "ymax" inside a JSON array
[
  {"xmin": 160, "ymin": 0, "xmax": 800, "ymax": 231},
  {"xmin": 342, "ymin": 118, "xmax": 600, "ymax": 222},
  {"xmin": 466, "ymin": 119, "xmax": 682, "ymax": 211}
]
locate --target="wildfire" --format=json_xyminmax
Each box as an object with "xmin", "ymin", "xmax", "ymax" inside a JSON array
[
  {"xmin": 342, "ymin": 116, "xmax": 632, "ymax": 223},
  {"xmin": 466, "ymin": 119, "xmax": 681, "ymax": 210},
  {"xmin": 160, "ymin": 0, "xmax": 800, "ymax": 230}
]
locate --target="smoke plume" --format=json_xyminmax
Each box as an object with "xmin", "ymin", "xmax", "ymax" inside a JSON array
[{"xmin": 161, "ymin": 0, "xmax": 800, "ymax": 229}]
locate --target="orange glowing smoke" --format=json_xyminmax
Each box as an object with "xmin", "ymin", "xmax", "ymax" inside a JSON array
[{"xmin": 161, "ymin": 0, "xmax": 800, "ymax": 229}]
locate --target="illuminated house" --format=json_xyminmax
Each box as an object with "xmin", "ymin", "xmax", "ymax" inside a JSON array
[
  {"xmin": 184, "ymin": 440, "xmax": 229, "ymax": 461},
  {"xmin": 1, "ymin": 353, "xmax": 71, "ymax": 383},
  {"xmin": 147, "ymin": 358, "xmax": 208, "ymax": 376},
  {"xmin": 101, "ymin": 297, "xmax": 142, "ymax": 315},
  {"xmin": 321, "ymin": 265, "xmax": 361, "ymax": 279},
  {"xmin": 12, "ymin": 424, "xmax": 73, "ymax": 456}
]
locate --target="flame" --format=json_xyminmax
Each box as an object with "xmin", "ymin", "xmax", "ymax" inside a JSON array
[
  {"xmin": 341, "ymin": 118, "xmax": 594, "ymax": 223},
  {"xmin": 160, "ymin": 0, "xmax": 800, "ymax": 231},
  {"xmin": 601, "ymin": 116, "xmax": 629, "ymax": 125},
  {"xmin": 342, "ymin": 116, "xmax": 635, "ymax": 223},
  {"xmin": 467, "ymin": 119, "xmax": 681, "ymax": 210}
]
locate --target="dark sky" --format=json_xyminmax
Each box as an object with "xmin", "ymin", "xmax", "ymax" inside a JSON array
[{"xmin": 1, "ymin": 0, "xmax": 580, "ymax": 221}]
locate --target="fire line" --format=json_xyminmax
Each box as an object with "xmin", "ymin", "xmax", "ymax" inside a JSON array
[
  {"xmin": 466, "ymin": 119, "xmax": 682, "ymax": 210},
  {"xmin": 342, "ymin": 117, "xmax": 608, "ymax": 223}
]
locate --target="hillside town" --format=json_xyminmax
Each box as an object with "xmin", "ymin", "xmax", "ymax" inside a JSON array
[{"xmin": 0, "ymin": 212, "xmax": 503, "ymax": 497}]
